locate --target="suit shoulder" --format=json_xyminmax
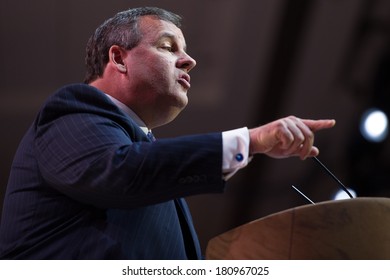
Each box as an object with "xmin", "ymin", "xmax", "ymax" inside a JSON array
[
  {"xmin": 50, "ymin": 83, "xmax": 109, "ymax": 104},
  {"xmin": 34, "ymin": 83, "xmax": 126, "ymax": 127},
  {"xmin": 43, "ymin": 83, "xmax": 118, "ymax": 113}
]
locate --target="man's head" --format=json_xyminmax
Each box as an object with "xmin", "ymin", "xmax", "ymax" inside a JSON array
[
  {"xmin": 85, "ymin": 7, "xmax": 196, "ymax": 129},
  {"xmin": 84, "ymin": 7, "xmax": 182, "ymax": 84}
]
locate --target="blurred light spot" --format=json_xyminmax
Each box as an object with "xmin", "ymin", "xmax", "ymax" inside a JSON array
[
  {"xmin": 360, "ymin": 109, "xmax": 388, "ymax": 142},
  {"xmin": 333, "ymin": 188, "xmax": 357, "ymax": 200}
]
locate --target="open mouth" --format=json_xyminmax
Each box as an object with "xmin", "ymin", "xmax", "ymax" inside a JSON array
[{"xmin": 178, "ymin": 74, "xmax": 191, "ymax": 90}]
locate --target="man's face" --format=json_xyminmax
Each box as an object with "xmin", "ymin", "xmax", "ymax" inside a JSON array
[{"xmin": 123, "ymin": 16, "xmax": 196, "ymax": 127}]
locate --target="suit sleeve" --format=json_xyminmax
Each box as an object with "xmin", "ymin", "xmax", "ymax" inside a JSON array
[{"xmin": 34, "ymin": 91, "xmax": 225, "ymax": 209}]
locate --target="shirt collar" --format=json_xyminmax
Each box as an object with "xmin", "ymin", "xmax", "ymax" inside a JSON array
[{"xmin": 105, "ymin": 94, "xmax": 150, "ymax": 135}]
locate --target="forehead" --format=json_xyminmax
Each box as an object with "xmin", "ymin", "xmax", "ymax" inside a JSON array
[{"xmin": 138, "ymin": 16, "xmax": 186, "ymax": 45}]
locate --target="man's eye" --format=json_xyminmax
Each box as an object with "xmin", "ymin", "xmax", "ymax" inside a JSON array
[{"xmin": 161, "ymin": 45, "xmax": 173, "ymax": 52}]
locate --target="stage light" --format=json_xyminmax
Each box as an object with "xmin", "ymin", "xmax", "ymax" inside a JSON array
[
  {"xmin": 333, "ymin": 188, "xmax": 357, "ymax": 200},
  {"xmin": 360, "ymin": 109, "xmax": 388, "ymax": 142}
]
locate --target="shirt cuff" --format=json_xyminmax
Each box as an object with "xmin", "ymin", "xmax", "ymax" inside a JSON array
[{"xmin": 222, "ymin": 127, "xmax": 251, "ymax": 180}]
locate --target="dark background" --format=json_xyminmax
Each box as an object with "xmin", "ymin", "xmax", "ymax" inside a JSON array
[{"xmin": 1, "ymin": 0, "xmax": 389, "ymax": 253}]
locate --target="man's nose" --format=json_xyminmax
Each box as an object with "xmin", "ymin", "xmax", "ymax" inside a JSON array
[{"xmin": 177, "ymin": 52, "xmax": 196, "ymax": 73}]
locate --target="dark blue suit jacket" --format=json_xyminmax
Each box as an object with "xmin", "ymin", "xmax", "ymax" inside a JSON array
[{"xmin": 0, "ymin": 84, "xmax": 226, "ymax": 259}]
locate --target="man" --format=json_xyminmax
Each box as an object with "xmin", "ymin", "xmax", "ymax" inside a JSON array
[{"xmin": 0, "ymin": 7, "xmax": 335, "ymax": 259}]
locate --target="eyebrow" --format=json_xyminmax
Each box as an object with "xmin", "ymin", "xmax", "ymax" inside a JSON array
[{"xmin": 158, "ymin": 32, "xmax": 187, "ymax": 52}]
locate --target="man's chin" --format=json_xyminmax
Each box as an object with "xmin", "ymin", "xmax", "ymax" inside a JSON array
[{"xmin": 172, "ymin": 92, "xmax": 188, "ymax": 110}]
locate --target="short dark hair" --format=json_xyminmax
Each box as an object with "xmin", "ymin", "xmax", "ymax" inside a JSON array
[{"xmin": 84, "ymin": 7, "xmax": 182, "ymax": 83}]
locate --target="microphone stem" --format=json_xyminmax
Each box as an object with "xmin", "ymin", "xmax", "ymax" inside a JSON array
[
  {"xmin": 312, "ymin": 156, "xmax": 353, "ymax": 198},
  {"xmin": 291, "ymin": 185, "xmax": 315, "ymax": 204}
]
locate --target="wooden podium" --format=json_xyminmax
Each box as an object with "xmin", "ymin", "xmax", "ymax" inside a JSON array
[{"xmin": 206, "ymin": 197, "xmax": 390, "ymax": 259}]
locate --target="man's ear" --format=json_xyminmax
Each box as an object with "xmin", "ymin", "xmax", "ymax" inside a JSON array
[{"xmin": 109, "ymin": 45, "xmax": 127, "ymax": 73}]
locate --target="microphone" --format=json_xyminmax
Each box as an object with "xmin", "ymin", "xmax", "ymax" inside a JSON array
[
  {"xmin": 291, "ymin": 185, "xmax": 315, "ymax": 204},
  {"xmin": 291, "ymin": 156, "xmax": 354, "ymax": 204},
  {"xmin": 312, "ymin": 156, "xmax": 353, "ymax": 198}
]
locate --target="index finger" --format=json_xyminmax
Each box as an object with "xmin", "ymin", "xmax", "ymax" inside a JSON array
[{"xmin": 301, "ymin": 119, "xmax": 336, "ymax": 132}]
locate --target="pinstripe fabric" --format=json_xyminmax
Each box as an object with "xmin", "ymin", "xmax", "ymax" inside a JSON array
[{"xmin": 0, "ymin": 83, "xmax": 226, "ymax": 259}]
